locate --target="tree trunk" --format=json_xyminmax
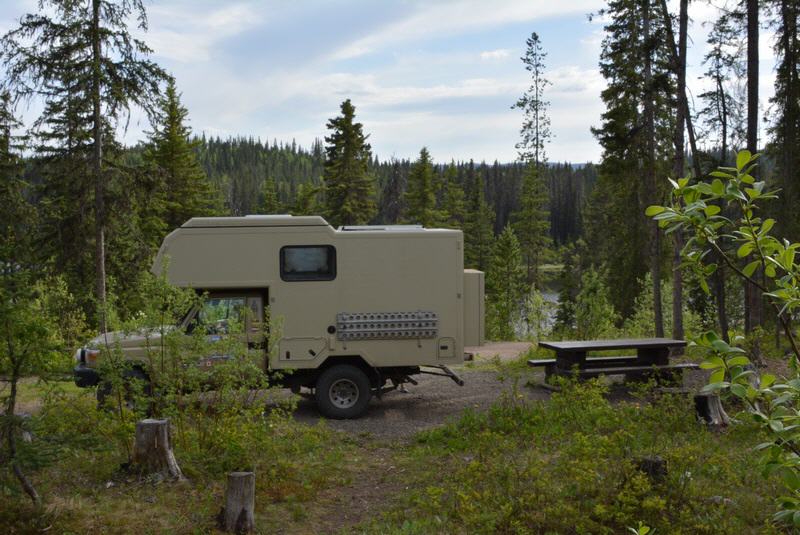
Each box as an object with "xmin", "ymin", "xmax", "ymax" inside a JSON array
[
  {"xmin": 671, "ymin": 0, "xmax": 688, "ymax": 346},
  {"xmin": 132, "ymin": 419, "xmax": 183, "ymax": 479},
  {"xmin": 659, "ymin": 0, "xmax": 702, "ymax": 179},
  {"xmin": 745, "ymin": 0, "xmax": 762, "ymax": 334},
  {"xmin": 219, "ymin": 472, "xmax": 256, "ymax": 533},
  {"xmin": 4, "ymin": 362, "xmax": 40, "ymax": 505},
  {"xmin": 714, "ymin": 264, "xmax": 731, "ymax": 342},
  {"xmin": 643, "ymin": 0, "xmax": 664, "ymax": 338},
  {"xmin": 694, "ymin": 393, "xmax": 730, "ymax": 427},
  {"xmin": 91, "ymin": 0, "xmax": 107, "ymax": 332}
]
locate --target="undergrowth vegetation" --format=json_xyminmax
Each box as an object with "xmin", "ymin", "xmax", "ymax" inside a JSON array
[
  {"xmin": 358, "ymin": 380, "xmax": 781, "ymax": 535},
  {"xmin": 0, "ymin": 382, "xmax": 358, "ymax": 533}
]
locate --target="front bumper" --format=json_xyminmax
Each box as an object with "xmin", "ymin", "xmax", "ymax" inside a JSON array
[{"xmin": 73, "ymin": 363, "xmax": 101, "ymax": 388}]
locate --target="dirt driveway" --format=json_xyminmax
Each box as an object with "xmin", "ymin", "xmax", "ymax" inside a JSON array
[{"xmin": 292, "ymin": 365, "xmax": 549, "ymax": 441}]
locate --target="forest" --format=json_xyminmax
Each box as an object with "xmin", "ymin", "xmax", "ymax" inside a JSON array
[{"xmin": 2, "ymin": 0, "xmax": 800, "ymax": 533}]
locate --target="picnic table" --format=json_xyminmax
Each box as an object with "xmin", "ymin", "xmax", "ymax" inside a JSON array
[{"xmin": 529, "ymin": 338, "xmax": 698, "ymax": 381}]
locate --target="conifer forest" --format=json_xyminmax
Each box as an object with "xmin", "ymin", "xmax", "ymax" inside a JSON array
[{"xmin": 3, "ymin": 1, "xmax": 800, "ymax": 533}]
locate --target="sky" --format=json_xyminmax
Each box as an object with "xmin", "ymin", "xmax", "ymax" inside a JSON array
[{"xmin": 0, "ymin": 0, "xmax": 780, "ymax": 164}]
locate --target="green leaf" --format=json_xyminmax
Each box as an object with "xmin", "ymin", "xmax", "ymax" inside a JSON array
[
  {"xmin": 727, "ymin": 356, "xmax": 751, "ymax": 367},
  {"xmin": 730, "ymin": 383, "xmax": 747, "ymax": 398},
  {"xmin": 704, "ymin": 205, "xmax": 721, "ymax": 216},
  {"xmin": 710, "ymin": 368, "xmax": 726, "ymax": 383},
  {"xmin": 711, "ymin": 179, "xmax": 724, "ymax": 195},
  {"xmin": 743, "ymin": 260, "xmax": 760, "ymax": 277},
  {"xmin": 761, "ymin": 374, "xmax": 777, "ymax": 389},
  {"xmin": 645, "ymin": 205, "xmax": 666, "ymax": 216},
  {"xmin": 737, "ymin": 149, "xmax": 752, "ymax": 170},
  {"xmin": 710, "ymin": 171, "xmax": 734, "ymax": 179},
  {"xmin": 762, "ymin": 218, "xmax": 776, "ymax": 234},
  {"xmin": 738, "ymin": 243, "xmax": 754, "ymax": 258},
  {"xmin": 765, "ymin": 264, "xmax": 776, "ymax": 278},
  {"xmin": 741, "ymin": 174, "xmax": 756, "ymax": 184}
]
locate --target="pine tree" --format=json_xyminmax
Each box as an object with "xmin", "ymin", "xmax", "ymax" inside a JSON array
[
  {"xmin": 511, "ymin": 31, "xmax": 553, "ymax": 284},
  {"xmin": 1, "ymin": 0, "xmax": 167, "ymax": 328},
  {"xmin": 404, "ymin": 147, "xmax": 438, "ymax": 226},
  {"xmin": 441, "ymin": 162, "xmax": 465, "ymax": 229},
  {"xmin": 513, "ymin": 165, "xmax": 550, "ymax": 284},
  {"xmin": 770, "ymin": 0, "xmax": 800, "ymax": 239},
  {"xmin": 145, "ymin": 79, "xmax": 218, "ymax": 232},
  {"xmin": 323, "ymin": 99, "xmax": 376, "ymax": 226},
  {"xmin": 463, "ymin": 161, "xmax": 495, "ymax": 270},
  {"xmin": 291, "ymin": 183, "xmax": 321, "ymax": 216},
  {"xmin": 698, "ymin": 9, "xmax": 747, "ymax": 165},
  {"xmin": 586, "ymin": 0, "xmax": 674, "ymax": 319},
  {"xmin": 512, "ymin": 32, "xmax": 552, "ymax": 165},
  {"xmin": 0, "ymin": 92, "xmax": 47, "ymax": 505},
  {"xmin": 378, "ymin": 159, "xmax": 406, "ymax": 224},
  {"xmin": 261, "ymin": 175, "xmax": 281, "ymax": 214},
  {"xmin": 486, "ymin": 225, "xmax": 527, "ymax": 340}
]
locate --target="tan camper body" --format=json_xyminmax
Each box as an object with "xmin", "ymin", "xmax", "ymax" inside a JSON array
[
  {"xmin": 73, "ymin": 214, "xmax": 484, "ymax": 418},
  {"xmin": 152, "ymin": 215, "xmax": 471, "ymax": 371}
]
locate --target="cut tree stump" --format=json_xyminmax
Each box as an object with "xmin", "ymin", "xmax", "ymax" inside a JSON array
[
  {"xmin": 694, "ymin": 393, "xmax": 730, "ymax": 427},
  {"xmin": 635, "ymin": 455, "xmax": 667, "ymax": 483},
  {"xmin": 132, "ymin": 418, "xmax": 183, "ymax": 479},
  {"xmin": 219, "ymin": 471, "xmax": 256, "ymax": 533}
]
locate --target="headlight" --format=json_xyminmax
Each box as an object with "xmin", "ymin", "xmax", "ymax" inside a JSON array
[
  {"xmin": 85, "ymin": 349, "xmax": 100, "ymax": 365},
  {"xmin": 75, "ymin": 348, "xmax": 100, "ymax": 366}
]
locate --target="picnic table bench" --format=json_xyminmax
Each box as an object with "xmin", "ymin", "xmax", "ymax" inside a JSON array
[{"xmin": 529, "ymin": 338, "xmax": 698, "ymax": 382}]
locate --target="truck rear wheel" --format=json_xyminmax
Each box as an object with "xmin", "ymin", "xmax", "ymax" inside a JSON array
[{"xmin": 314, "ymin": 364, "xmax": 372, "ymax": 419}]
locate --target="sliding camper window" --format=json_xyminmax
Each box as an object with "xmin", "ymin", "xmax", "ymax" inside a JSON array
[{"xmin": 280, "ymin": 245, "xmax": 336, "ymax": 281}]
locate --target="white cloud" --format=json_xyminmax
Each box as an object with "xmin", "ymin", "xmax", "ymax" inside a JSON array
[
  {"xmin": 145, "ymin": 3, "xmax": 264, "ymax": 63},
  {"xmin": 328, "ymin": 0, "xmax": 605, "ymax": 60},
  {"xmin": 480, "ymin": 49, "xmax": 511, "ymax": 60}
]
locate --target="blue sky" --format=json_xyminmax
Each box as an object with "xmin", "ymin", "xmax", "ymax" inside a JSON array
[{"xmin": 0, "ymin": 0, "xmax": 779, "ymax": 164}]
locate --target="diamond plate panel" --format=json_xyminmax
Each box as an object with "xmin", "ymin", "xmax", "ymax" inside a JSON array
[{"xmin": 336, "ymin": 311, "xmax": 438, "ymax": 341}]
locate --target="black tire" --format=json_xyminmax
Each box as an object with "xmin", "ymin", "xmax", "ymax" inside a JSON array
[{"xmin": 314, "ymin": 364, "xmax": 372, "ymax": 419}]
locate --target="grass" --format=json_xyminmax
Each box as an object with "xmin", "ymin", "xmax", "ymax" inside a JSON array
[
  {"xmin": 354, "ymin": 380, "xmax": 783, "ymax": 534},
  {"xmin": 0, "ymin": 382, "xmax": 364, "ymax": 534},
  {"xmin": 0, "ymin": 370, "xmax": 790, "ymax": 534}
]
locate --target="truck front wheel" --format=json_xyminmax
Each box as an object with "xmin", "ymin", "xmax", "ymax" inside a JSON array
[{"xmin": 314, "ymin": 364, "xmax": 372, "ymax": 419}]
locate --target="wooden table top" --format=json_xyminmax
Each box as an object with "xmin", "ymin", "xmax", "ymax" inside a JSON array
[{"xmin": 538, "ymin": 338, "xmax": 688, "ymax": 353}]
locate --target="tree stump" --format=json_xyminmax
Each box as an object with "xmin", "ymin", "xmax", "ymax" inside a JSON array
[
  {"xmin": 219, "ymin": 471, "xmax": 255, "ymax": 533},
  {"xmin": 635, "ymin": 455, "xmax": 667, "ymax": 483},
  {"xmin": 132, "ymin": 419, "xmax": 183, "ymax": 479},
  {"xmin": 694, "ymin": 393, "xmax": 730, "ymax": 427}
]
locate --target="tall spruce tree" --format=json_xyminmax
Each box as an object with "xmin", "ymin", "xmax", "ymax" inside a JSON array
[
  {"xmin": 512, "ymin": 31, "xmax": 552, "ymax": 284},
  {"xmin": 323, "ymin": 99, "xmax": 375, "ymax": 226},
  {"xmin": 145, "ymin": 79, "xmax": 217, "ymax": 233},
  {"xmin": 770, "ymin": 0, "xmax": 800, "ymax": 240},
  {"xmin": 512, "ymin": 32, "xmax": 552, "ymax": 165},
  {"xmin": 1, "ymin": 0, "xmax": 167, "ymax": 329},
  {"xmin": 587, "ymin": 0, "xmax": 674, "ymax": 319},
  {"xmin": 0, "ymin": 93, "xmax": 54, "ymax": 505},
  {"xmin": 513, "ymin": 166, "xmax": 550, "ymax": 284},
  {"xmin": 378, "ymin": 159, "xmax": 406, "ymax": 224},
  {"xmin": 441, "ymin": 162, "xmax": 465, "ymax": 229},
  {"xmin": 486, "ymin": 225, "xmax": 527, "ymax": 340},
  {"xmin": 261, "ymin": 176, "xmax": 281, "ymax": 214},
  {"xmin": 463, "ymin": 161, "xmax": 495, "ymax": 270},
  {"xmin": 404, "ymin": 147, "xmax": 438, "ymax": 226},
  {"xmin": 699, "ymin": 9, "xmax": 747, "ymax": 165}
]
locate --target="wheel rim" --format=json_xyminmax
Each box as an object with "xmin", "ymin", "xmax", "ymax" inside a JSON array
[{"xmin": 329, "ymin": 378, "xmax": 359, "ymax": 409}]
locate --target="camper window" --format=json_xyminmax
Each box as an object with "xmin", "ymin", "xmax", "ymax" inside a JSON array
[{"xmin": 280, "ymin": 245, "xmax": 336, "ymax": 281}]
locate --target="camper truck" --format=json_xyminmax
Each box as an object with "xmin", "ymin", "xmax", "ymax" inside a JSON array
[{"xmin": 73, "ymin": 215, "xmax": 485, "ymax": 419}]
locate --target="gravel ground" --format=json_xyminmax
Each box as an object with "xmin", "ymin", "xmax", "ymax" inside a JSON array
[{"xmin": 292, "ymin": 367, "xmax": 550, "ymax": 440}]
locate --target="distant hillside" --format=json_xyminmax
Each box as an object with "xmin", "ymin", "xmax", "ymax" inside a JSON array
[{"xmin": 194, "ymin": 136, "xmax": 597, "ymax": 244}]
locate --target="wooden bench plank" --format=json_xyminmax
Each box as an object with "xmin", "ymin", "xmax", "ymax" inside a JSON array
[
  {"xmin": 539, "ymin": 338, "xmax": 687, "ymax": 353},
  {"xmin": 564, "ymin": 362, "xmax": 699, "ymax": 377},
  {"xmin": 527, "ymin": 358, "xmax": 556, "ymax": 367}
]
